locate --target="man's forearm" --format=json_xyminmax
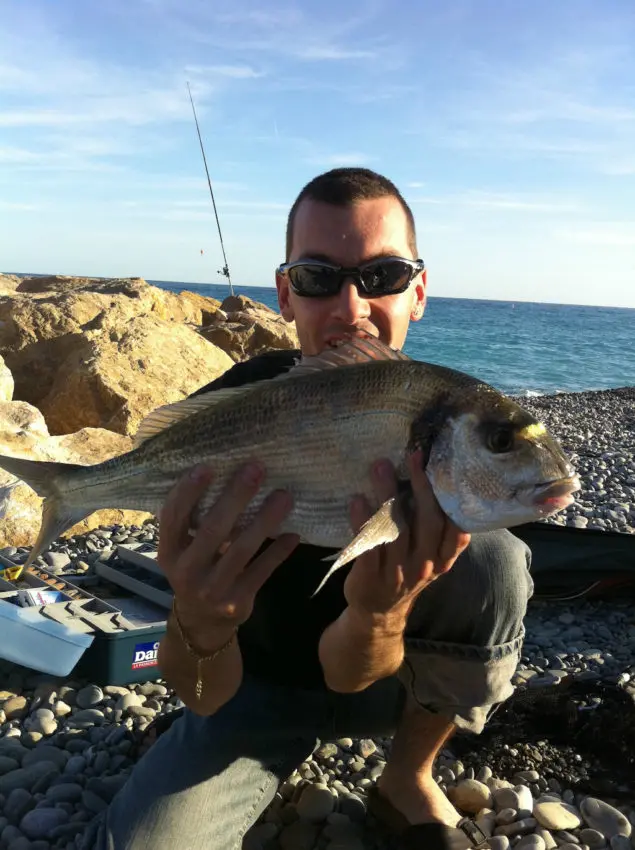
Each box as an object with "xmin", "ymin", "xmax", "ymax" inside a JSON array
[
  {"xmin": 318, "ymin": 605, "xmax": 407, "ymax": 692},
  {"xmin": 158, "ymin": 615, "xmax": 243, "ymax": 716}
]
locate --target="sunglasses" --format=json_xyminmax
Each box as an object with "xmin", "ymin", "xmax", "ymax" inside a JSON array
[{"xmin": 277, "ymin": 256, "xmax": 425, "ymax": 299}]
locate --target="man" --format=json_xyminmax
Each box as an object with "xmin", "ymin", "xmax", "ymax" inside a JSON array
[{"xmin": 85, "ymin": 168, "xmax": 532, "ymax": 850}]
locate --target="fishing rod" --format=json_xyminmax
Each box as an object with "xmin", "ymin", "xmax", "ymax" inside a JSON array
[{"xmin": 186, "ymin": 81, "xmax": 234, "ymax": 296}]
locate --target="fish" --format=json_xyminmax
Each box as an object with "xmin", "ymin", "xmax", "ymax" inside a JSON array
[{"xmin": 0, "ymin": 337, "xmax": 580, "ymax": 591}]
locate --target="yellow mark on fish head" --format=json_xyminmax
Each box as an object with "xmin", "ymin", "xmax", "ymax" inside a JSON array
[{"xmin": 518, "ymin": 422, "xmax": 546, "ymax": 440}]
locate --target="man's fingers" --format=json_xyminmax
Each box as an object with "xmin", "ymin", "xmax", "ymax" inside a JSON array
[
  {"xmin": 183, "ymin": 462, "xmax": 263, "ymax": 570},
  {"xmin": 438, "ymin": 527, "xmax": 471, "ymax": 572},
  {"xmin": 408, "ymin": 450, "xmax": 445, "ymax": 556},
  {"xmin": 158, "ymin": 464, "xmax": 214, "ymax": 569},
  {"xmin": 350, "ymin": 494, "xmax": 373, "ymax": 534},
  {"xmin": 239, "ymin": 533, "xmax": 300, "ymax": 597},
  {"xmin": 211, "ymin": 489, "xmax": 294, "ymax": 589}
]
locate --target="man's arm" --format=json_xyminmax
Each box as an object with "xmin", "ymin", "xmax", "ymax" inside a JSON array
[
  {"xmin": 158, "ymin": 614, "xmax": 243, "ymax": 716},
  {"xmin": 318, "ymin": 605, "xmax": 407, "ymax": 692},
  {"xmin": 155, "ymin": 462, "xmax": 299, "ymax": 715},
  {"xmin": 319, "ymin": 452, "xmax": 470, "ymax": 693}
]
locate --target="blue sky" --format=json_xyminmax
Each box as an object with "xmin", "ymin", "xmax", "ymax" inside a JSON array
[{"xmin": 1, "ymin": 0, "xmax": 634, "ymax": 308}]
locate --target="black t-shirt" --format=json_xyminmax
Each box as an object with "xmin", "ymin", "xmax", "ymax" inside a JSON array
[{"xmin": 191, "ymin": 349, "xmax": 351, "ymax": 689}]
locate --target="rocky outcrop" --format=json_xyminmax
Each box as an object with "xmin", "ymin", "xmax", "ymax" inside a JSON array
[
  {"xmin": 37, "ymin": 314, "xmax": 233, "ymax": 436},
  {"xmin": 0, "ymin": 400, "xmax": 151, "ymax": 549},
  {"xmin": 199, "ymin": 293, "xmax": 299, "ymax": 362},
  {"xmin": 0, "ymin": 277, "xmax": 231, "ymax": 435},
  {"xmin": 0, "ymin": 273, "xmax": 295, "ymax": 549},
  {"xmin": 0, "ymin": 356, "xmax": 13, "ymax": 403}
]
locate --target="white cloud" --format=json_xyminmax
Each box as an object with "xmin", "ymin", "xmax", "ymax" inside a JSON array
[
  {"xmin": 411, "ymin": 191, "xmax": 586, "ymax": 215},
  {"xmin": 300, "ymin": 46, "xmax": 374, "ymax": 61},
  {"xmin": 554, "ymin": 222, "xmax": 635, "ymax": 247},
  {"xmin": 185, "ymin": 64, "xmax": 266, "ymax": 79}
]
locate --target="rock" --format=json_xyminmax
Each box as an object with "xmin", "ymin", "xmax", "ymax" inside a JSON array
[
  {"xmin": 535, "ymin": 827, "xmax": 558, "ymax": 849},
  {"xmin": 0, "ymin": 757, "xmax": 20, "ymax": 776},
  {"xmin": 579, "ymin": 828, "xmax": 608, "ymax": 848},
  {"xmin": 295, "ymin": 783, "xmax": 335, "ymax": 821},
  {"xmin": 516, "ymin": 837, "xmax": 546, "ymax": 850},
  {"xmin": 279, "ymin": 820, "xmax": 319, "ymax": 850},
  {"xmin": 609, "ymin": 836, "xmax": 632, "ymax": 850},
  {"xmin": 448, "ymin": 779, "xmax": 493, "ymax": 814},
  {"xmin": 0, "ymin": 404, "xmax": 150, "ymax": 548},
  {"xmin": 0, "ymin": 762, "xmax": 60, "ymax": 795},
  {"xmin": 0, "ymin": 355, "xmax": 13, "ymax": 402},
  {"xmin": 38, "ymin": 313, "xmax": 233, "ymax": 437},
  {"xmin": 69, "ymin": 708, "xmax": 105, "ymax": 726},
  {"xmin": 45, "ymin": 783, "xmax": 83, "ymax": 803},
  {"xmin": 22, "ymin": 747, "xmax": 68, "ymax": 771},
  {"xmin": 495, "ymin": 808, "xmax": 518, "ymax": 826},
  {"xmin": 534, "ymin": 802, "xmax": 582, "ymax": 831},
  {"xmin": 355, "ymin": 739, "xmax": 376, "ymax": 759},
  {"xmin": 20, "ymin": 806, "xmax": 69, "ymax": 839},
  {"xmin": 200, "ymin": 295, "xmax": 299, "ymax": 364},
  {"xmin": 3, "ymin": 697, "xmax": 27, "ymax": 721},
  {"xmin": 43, "ymin": 551, "xmax": 71, "ymax": 571},
  {"xmin": 488, "ymin": 838, "xmax": 511, "ymax": 850},
  {"xmin": 52, "ymin": 700, "xmax": 72, "ymax": 718},
  {"xmin": 339, "ymin": 794, "xmax": 367, "ymax": 823},
  {"xmin": 4, "ymin": 788, "xmax": 34, "ymax": 824},
  {"xmin": 580, "ymin": 798, "xmax": 632, "ymax": 839},
  {"xmin": 75, "ymin": 685, "xmax": 104, "ymax": 709},
  {"xmin": 494, "ymin": 818, "xmax": 537, "ymax": 837},
  {"xmin": 29, "ymin": 715, "xmax": 57, "ymax": 737}
]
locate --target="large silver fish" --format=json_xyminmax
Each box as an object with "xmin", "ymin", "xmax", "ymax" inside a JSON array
[{"xmin": 0, "ymin": 337, "xmax": 579, "ymax": 590}]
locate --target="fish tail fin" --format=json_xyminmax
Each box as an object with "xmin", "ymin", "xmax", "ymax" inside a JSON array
[
  {"xmin": 0, "ymin": 455, "xmax": 90, "ymax": 579},
  {"xmin": 311, "ymin": 495, "xmax": 409, "ymax": 596}
]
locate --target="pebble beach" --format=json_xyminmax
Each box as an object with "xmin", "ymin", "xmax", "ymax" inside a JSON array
[{"xmin": 0, "ymin": 386, "xmax": 633, "ymax": 849}]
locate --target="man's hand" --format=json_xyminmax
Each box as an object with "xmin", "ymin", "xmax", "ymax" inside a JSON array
[
  {"xmin": 158, "ymin": 462, "xmax": 299, "ymax": 654},
  {"xmin": 318, "ymin": 450, "xmax": 470, "ymax": 693},
  {"xmin": 343, "ymin": 449, "xmax": 471, "ymax": 628}
]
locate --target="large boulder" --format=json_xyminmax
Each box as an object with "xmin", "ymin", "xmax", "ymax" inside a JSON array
[
  {"xmin": 0, "ymin": 277, "xmax": 223, "ymax": 413},
  {"xmin": 37, "ymin": 314, "xmax": 233, "ymax": 436},
  {"xmin": 200, "ymin": 294, "xmax": 299, "ymax": 362},
  {"xmin": 0, "ymin": 400, "xmax": 150, "ymax": 549},
  {"xmin": 0, "ymin": 356, "xmax": 13, "ymax": 403}
]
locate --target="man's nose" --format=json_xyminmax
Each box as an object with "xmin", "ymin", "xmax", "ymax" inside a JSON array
[{"xmin": 332, "ymin": 279, "xmax": 371, "ymax": 323}]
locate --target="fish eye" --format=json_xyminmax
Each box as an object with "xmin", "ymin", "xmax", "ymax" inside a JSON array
[{"xmin": 486, "ymin": 426, "xmax": 516, "ymax": 454}]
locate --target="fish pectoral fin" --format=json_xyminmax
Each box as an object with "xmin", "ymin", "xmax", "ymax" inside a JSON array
[{"xmin": 312, "ymin": 497, "xmax": 408, "ymax": 595}]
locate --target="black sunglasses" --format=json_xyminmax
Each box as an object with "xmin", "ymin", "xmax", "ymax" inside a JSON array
[{"xmin": 277, "ymin": 256, "xmax": 425, "ymax": 299}]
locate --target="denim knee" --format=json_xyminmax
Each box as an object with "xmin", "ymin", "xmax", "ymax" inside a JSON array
[{"xmin": 405, "ymin": 529, "xmax": 533, "ymax": 647}]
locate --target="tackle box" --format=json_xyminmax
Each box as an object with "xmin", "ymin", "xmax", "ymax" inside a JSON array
[{"xmin": 0, "ymin": 548, "xmax": 170, "ymax": 686}]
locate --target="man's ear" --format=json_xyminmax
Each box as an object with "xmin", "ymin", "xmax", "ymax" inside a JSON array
[
  {"xmin": 410, "ymin": 268, "xmax": 427, "ymax": 321},
  {"xmin": 276, "ymin": 271, "xmax": 295, "ymax": 322}
]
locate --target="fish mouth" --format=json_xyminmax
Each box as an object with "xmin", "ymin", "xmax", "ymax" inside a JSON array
[
  {"xmin": 324, "ymin": 329, "xmax": 377, "ymax": 348},
  {"xmin": 517, "ymin": 475, "xmax": 581, "ymax": 514}
]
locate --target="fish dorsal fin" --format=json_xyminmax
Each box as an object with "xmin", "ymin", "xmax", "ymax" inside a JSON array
[
  {"xmin": 282, "ymin": 336, "xmax": 410, "ymax": 378},
  {"xmin": 132, "ymin": 385, "xmax": 257, "ymax": 447}
]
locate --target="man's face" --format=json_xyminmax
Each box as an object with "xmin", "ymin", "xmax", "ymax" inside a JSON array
[{"xmin": 276, "ymin": 196, "xmax": 426, "ymax": 355}]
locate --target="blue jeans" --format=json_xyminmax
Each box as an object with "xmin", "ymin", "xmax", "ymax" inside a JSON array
[{"xmin": 83, "ymin": 530, "xmax": 532, "ymax": 850}]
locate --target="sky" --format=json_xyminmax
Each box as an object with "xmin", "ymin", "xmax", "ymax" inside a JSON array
[{"xmin": 1, "ymin": 0, "xmax": 634, "ymax": 308}]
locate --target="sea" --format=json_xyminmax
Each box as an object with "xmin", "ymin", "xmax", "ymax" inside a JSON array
[{"xmin": 151, "ymin": 280, "xmax": 634, "ymax": 397}]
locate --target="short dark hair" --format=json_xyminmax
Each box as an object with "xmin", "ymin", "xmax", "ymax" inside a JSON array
[{"xmin": 286, "ymin": 167, "xmax": 417, "ymax": 260}]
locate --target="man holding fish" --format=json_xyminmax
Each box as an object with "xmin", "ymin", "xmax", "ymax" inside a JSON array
[{"xmin": 4, "ymin": 168, "xmax": 577, "ymax": 850}]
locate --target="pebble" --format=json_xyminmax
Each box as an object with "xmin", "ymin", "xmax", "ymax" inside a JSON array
[
  {"xmin": 579, "ymin": 829, "xmax": 608, "ymax": 849},
  {"xmin": 75, "ymin": 685, "xmax": 104, "ymax": 709},
  {"xmin": 20, "ymin": 806, "xmax": 69, "ymax": 839},
  {"xmin": 516, "ymin": 837, "xmax": 547, "ymax": 850},
  {"xmin": 534, "ymin": 802, "xmax": 582, "ymax": 831},
  {"xmin": 580, "ymin": 799, "xmax": 632, "ymax": 839},
  {"xmin": 448, "ymin": 779, "xmax": 493, "ymax": 813},
  {"xmin": 295, "ymin": 784, "xmax": 335, "ymax": 821}
]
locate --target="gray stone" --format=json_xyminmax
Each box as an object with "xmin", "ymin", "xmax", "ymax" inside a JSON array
[
  {"xmin": 0, "ymin": 762, "xmax": 60, "ymax": 795},
  {"xmin": 516, "ymin": 837, "xmax": 546, "ymax": 850},
  {"xmin": 488, "ymin": 838, "xmax": 511, "ymax": 850},
  {"xmin": 43, "ymin": 552, "xmax": 71, "ymax": 571},
  {"xmin": 494, "ymin": 818, "xmax": 537, "ymax": 837},
  {"xmin": 20, "ymin": 805, "xmax": 69, "ymax": 838},
  {"xmin": 279, "ymin": 820, "xmax": 319, "ymax": 850},
  {"xmin": 75, "ymin": 685, "xmax": 104, "ymax": 709},
  {"xmin": 580, "ymin": 798, "xmax": 632, "ymax": 839},
  {"xmin": 315, "ymin": 743, "xmax": 339, "ymax": 760},
  {"xmin": 534, "ymin": 802, "xmax": 582, "ymax": 831},
  {"xmin": 63, "ymin": 755, "xmax": 87, "ymax": 776},
  {"xmin": 81, "ymin": 789, "xmax": 109, "ymax": 813},
  {"xmin": 609, "ymin": 836, "xmax": 632, "ymax": 850},
  {"xmin": 295, "ymin": 783, "xmax": 335, "ymax": 821},
  {"xmin": 579, "ymin": 829, "xmax": 607, "ymax": 849},
  {"xmin": 0, "ymin": 756, "xmax": 20, "ymax": 776},
  {"xmin": 5, "ymin": 788, "xmax": 34, "ymax": 824},
  {"xmin": 22, "ymin": 747, "xmax": 67, "ymax": 771},
  {"xmin": 45, "ymin": 783, "xmax": 83, "ymax": 803},
  {"xmin": 338, "ymin": 794, "xmax": 366, "ymax": 823}
]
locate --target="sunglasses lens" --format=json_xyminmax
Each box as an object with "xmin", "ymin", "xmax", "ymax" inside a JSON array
[
  {"xmin": 360, "ymin": 261, "xmax": 412, "ymax": 295},
  {"xmin": 289, "ymin": 265, "xmax": 339, "ymax": 296}
]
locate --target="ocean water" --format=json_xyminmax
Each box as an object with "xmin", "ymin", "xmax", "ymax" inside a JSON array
[{"xmin": 152, "ymin": 280, "xmax": 634, "ymax": 396}]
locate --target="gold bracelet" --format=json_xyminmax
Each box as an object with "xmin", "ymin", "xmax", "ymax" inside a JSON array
[{"xmin": 171, "ymin": 598, "xmax": 237, "ymax": 700}]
